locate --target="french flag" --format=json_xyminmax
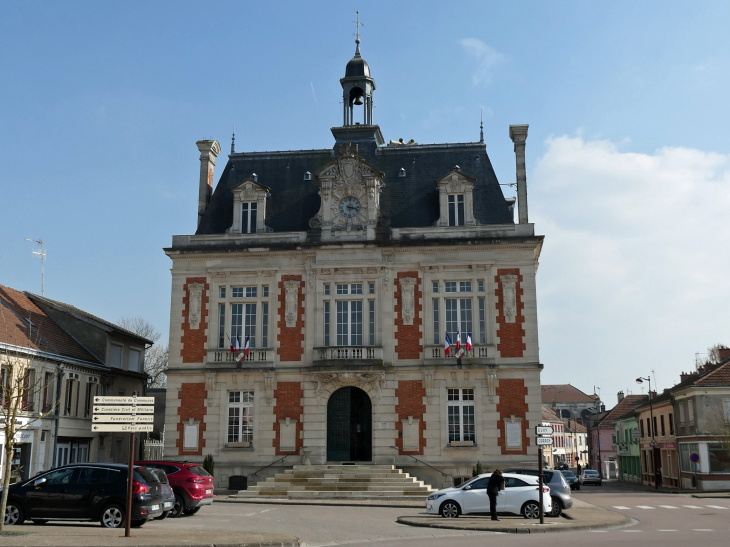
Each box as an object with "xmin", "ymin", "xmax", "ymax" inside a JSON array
[
  {"xmin": 243, "ymin": 335, "xmax": 251, "ymax": 356},
  {"xmin": 444, "ymin": 332, "xmax": 452, "ymax": 356},
  {"xmin": 456, "ymin": 328, "xmax": 461, "ymax": 351},
  {"xmin": 228, "ymin": 334, "xmax": 234, "ymax": 354},
  {"xmin": 466, "ymin": 332, "xmax": 473, "ymax": 352},
  {"xmin": 235, "ymin": 335, "xmax": 241, "ymax": 355}
]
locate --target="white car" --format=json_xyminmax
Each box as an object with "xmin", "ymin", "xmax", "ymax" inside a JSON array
[{"xmin": 426, "ymin": 473, "xmax": 552, "ymax": 519}]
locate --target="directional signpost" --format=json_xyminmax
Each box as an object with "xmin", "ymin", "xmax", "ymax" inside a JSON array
[
  {"xmin": 92, "ymin": 393, "xmax": 154, "ymax": 537},
  {"xmin": 535, "ymin": 425, "xmax": 555, "ymax": 525}
]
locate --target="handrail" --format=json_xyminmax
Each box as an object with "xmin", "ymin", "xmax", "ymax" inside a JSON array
[
  {"xmin": 389, "ymin": 446, "xmax": 448, "ymax": 477},
  {"xmin": 248, "ymin": 446, "xmax": 307, "ymax": 477}
]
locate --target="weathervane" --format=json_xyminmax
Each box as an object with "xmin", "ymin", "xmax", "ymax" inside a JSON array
[{"xmin": 353, "ymin": 11, "xmax": 363, "ymax": 55}]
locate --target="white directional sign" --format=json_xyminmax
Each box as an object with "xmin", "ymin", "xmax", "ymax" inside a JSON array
[
  {"xmin": 94, "ymin": 396, "xmax": 155, "ymax": 405},
  {"xmin": 92, "ymin": 405, "xmax": 154, "ymax": 414},
  {"xmin": 536, "ymin": 436, "xmax": 554, "ymax": 446},
  {"xmin": 93, "ymin": 415, "xmax": 154, "ymax": 423},
  {"xmin": 92, "ymin": 423, "xmax": 154, "ymax": 433},
  {"xmin": 535, "ymin": 426, "xmax": 554, "ymax": 436}
]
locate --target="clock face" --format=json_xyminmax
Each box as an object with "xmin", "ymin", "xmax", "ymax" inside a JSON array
[{"xmin": 338, "ymin": 196, "xmax": 362, "ymax": 218}]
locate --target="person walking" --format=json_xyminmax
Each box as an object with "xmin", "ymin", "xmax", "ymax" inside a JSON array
[{"xmin": 486, "ymin": 469, "xmax": 506, "ymax": 521}]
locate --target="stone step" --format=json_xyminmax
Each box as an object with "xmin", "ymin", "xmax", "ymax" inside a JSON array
[
  {"xmin": 233, "ymin": 490, "xmax": 432, "ymax": 498},
  {"xmin": 287, "ymin": 465, "xmax": 397, "ymax": 471},
  {"xmin": 269, "ymin": 479, "xmax": 426, "ymax": 486},
  {"xmin": 272, "ymin": 473, "xmax": 412, "ymax": 481},
  {"xmin": 248, "ymin": 484, "xmax": 431, "ymax": 492}
]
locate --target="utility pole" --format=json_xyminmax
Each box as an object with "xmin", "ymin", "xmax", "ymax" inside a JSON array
[{"xmin": 25, "ymin": 238, "xmax": 45, "ymax": 295}]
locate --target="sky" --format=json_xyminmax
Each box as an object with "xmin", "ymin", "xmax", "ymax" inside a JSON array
[{"xmin": 1, "ymin": 1, "xmax": 729, "ymax": 408}]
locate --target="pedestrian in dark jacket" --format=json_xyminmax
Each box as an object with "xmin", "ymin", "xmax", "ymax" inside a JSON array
[{"xmin": 486, "ymin": 469, "xmax": 505, "ymax": 521}]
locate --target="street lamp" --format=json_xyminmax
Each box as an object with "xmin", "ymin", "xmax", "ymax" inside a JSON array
[{"xmin": 636, "ymin": 376, "xmax": 659, "ymax": 489}]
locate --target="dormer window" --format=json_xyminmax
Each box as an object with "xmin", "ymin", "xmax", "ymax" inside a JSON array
[
  {"xmin": 242, "ymin": 202, "xmax": 257, "ymax": 234},
  {"xmin": 448, "ymin": 195, "xmax": 465, "ymax": 226},
  {"xmin": 304, "ymin": 171, "xmax": 312, "ymax": 181}
]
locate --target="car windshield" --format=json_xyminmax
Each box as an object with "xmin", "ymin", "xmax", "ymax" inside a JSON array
[
  {"xmin": 585, "ymin": 470, "xmax": 598, "ymax": 475},
  {"xmin": 563, "ymin": 471, "xmax": 576, "ymax": 478}
]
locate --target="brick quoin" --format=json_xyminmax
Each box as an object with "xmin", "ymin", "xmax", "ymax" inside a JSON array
[
  {"xmin": 272, "ymin": 382, "xmax": 304, "ymax": 455},
  {"xmin": 394, "ymin": 271, "xmax": 422, "ymax": 359},
  {"xmin": 395, "ymin": 380, "xmax": 427, "ymax": 455},
  {"xmin": 494, "ymin": 268, "xmax": 526, "ymax": 358},
  {"xmin": 181, "ymin": 277, "xmax": 209, "ymax": 363},
  {"xmin": 496, "ymin": 378, "xmax": 529, "ymax": 455},
  {"xmin": 176, "ymin": 382, "xmax": 207, "ymax": 456},
  {"xmin": 277, "ymin": 275, "xmax": 305, "ymax": 362}
]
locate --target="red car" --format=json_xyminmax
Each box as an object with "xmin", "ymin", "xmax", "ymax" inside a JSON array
[{"xmin": 135, "ymin": 461, "xmax": 213, "ymax": 517}]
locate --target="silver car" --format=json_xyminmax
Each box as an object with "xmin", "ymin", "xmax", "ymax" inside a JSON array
[
  {"xmin": 580, "ymin": 469, "xmax": 603, "ymax": 486},
  {"xmin": 502, "ymin": 468, "xmax": 573, "ymax": 517}
]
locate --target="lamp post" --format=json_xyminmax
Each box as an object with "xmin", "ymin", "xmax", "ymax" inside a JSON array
[{"xmin": 637, "ymin": 376, "xmax": 658, "ymax": 489}]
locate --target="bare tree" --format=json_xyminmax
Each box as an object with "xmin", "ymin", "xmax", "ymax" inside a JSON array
[
  {"xmin": 118, "ymin": 317, "xmax": 168, "ymax": 388},
  {"xmin": 704, "ymin": 344, "xmax": 728, "ymax": 365}
]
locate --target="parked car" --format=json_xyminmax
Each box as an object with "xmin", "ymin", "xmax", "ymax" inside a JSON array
[
  {"xmin": 426, "ymin": 473, "xmax": 552, "ymax": 519},
  {"xmin": 556, "ymin": 461, "xmax": 569, "ymax": 471},
  {"xmin": 502, "ymin": 468, "xmax": 573, "ymax": 517},
  {"xmin": 580, "ymin": 469, "xmax": 603, "ymax": 486},
  {"xmin": 562, "ymin": 470, "xmax": 580, "ymax": 490},
  {"xmin": 148, "ymin": 468, "xmax": 175, "ymax": 519},
  {"xmin": 3, "ymin": 463, "xmax": 163, "ymax": 528},
  {"xmin": 135, "ymin": 461, "xmax": 213, "ymax": 517}
]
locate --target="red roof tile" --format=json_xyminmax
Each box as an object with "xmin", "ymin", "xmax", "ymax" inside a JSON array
[{"xmin": 695, "ymin": 359, "xmax": 730, "ymax": 386}]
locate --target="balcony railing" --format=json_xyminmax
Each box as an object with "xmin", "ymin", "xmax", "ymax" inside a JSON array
[
  {"xmin": 314, "ymin": 346, "xmax": 383, "ymax": 361},
  {"xmin": 210, "ymin": 349, "xmax": 271, "ymax": 363},
  {"xmin": 428, "ymin": 346, "xmax": 489, "ymax": 359}
]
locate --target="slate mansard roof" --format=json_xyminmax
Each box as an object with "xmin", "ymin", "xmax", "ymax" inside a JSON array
[{"xmin": 196, "ymin": 141, "xmax": 515, "ymax": 236}]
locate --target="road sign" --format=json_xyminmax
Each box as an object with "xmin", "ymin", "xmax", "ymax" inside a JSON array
[
  {"xmin": 690, "ymin": 452, "xmax": 700, "ymax": 463},
  {"xmin": 94, "ymin": 396, "xmax": 155, "ymax": 405},
  {"xmin": 93, "ymin": 415, "xmax": 154, "ymax": 423},
  {"xmin": 92, "ymin": 423, "xmax": 153, "ymax": 433},
  {"xmin": 536, "ymin": 436, "xmax": 554, "ymax": 446},
  {"xmin": 93, "ymin": 405, "xmax": 154, "ymax": 414},
  {"xmin": 632, "ymin": 429, "xmax": 641, "ymax": 439},
  {"xmin": 650, "ymin": 439, "xmax": 658, "ymax": 448},
  {"xmin": 535, "ymin": 426, "xmax": 554, "ymax": 436}
]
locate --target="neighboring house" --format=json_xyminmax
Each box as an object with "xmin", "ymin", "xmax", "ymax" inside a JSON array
[
  {"xmin": 541, "ymin": 384, "xmax": 601, "ymax": 423},
  {"xmin": 672, "ymin": 350, "xmax": 730, "ymax": 490},
  {"xmin": 636, "ymin": 391, "xmax": 679, "ymax": 488},
  {"xmin": 164, "ymin": 34, "xmax": 546, "ymax": 489},
  {"xmin": 0, "ymin": 284, "xmax": 150, "ymax": 482},
  {"xmin": 565, "ymin": 419, "xmax": 588, "ymax": 470},
  {"xmin": 613, "ymin": 405, "xmax": 644, "ymax": 484},
  {"xmin": 541, "ymin": 406, "xmax": 565, "ymax": 469}
]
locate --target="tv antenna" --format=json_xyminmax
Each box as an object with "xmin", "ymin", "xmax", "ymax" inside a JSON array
[{"xmin": 25, "ymin": 238, "xmax": 45, "ymax": 296}]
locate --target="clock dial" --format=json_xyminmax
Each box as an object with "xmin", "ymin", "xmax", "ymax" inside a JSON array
[{"xmin": 338, "ymin": 196, "xmax": 362, "ymax": 218}]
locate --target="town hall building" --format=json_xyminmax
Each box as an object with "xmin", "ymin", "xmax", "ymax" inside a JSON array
[{"xmin": 163, "ymin": 34, "xmax": 545, "ymax": 489}]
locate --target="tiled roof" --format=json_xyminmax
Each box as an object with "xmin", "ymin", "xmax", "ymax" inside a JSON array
[
  {"xmin": 0, "ymin": 284, "xmax": 101, "ymax": 363},
  {"xmin": 598, "ymin": 395, "xmax": 648, "ymax": 425},
  {"xmin": 542, "ymin": 405, "xmax": 562, "ymax": 421},
  {"xmin": 541, "ymin": 384, "xmax": 597, "ymax": 403},
  {"xmin": 694, "ymin": 358, "xmax": 730, "ymax": 386}
]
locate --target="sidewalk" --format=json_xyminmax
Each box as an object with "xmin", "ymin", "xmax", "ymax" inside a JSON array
[{"xmin": 218, "ymin": 494, "xmax": 423, "ymax": 509}]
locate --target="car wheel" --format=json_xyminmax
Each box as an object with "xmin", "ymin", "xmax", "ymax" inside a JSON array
[
  {"xmin": 183, "ymin": 507, "xmax": 201, "ymax": 515},
  {"xmin": 547, "ymin": 497, "xmax": 562, "ymax": 518},
  {"xmin": 131, "ymin": 519, "xmax": 147, "ymax": 528},
  {"xmin": 170, "ymin": 494, "xmax": 185, "ymax": 518},
  {"xmin": 100, "ymin": 504, "xmax": 125, "ymax": 528},
  {"xmin": 439, "ymin": 500, "xmax": 460, "ymax": 518},
  {"xmin": 4, "ymin": 502, "xmax": 25, "ymax": 526},
  {"xmin": 156, "ymin": 510, "xmax": 170, "ymax": 520},
  {"xmin": 522, "ymin": 501, "xmax": 541, "ymax": 519}
]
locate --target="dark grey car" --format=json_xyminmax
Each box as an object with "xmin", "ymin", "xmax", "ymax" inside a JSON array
[
  {"xmin": 502, "ymin": 468, "xmax": 573, "ymax": 517},
  {"xmin": 149, "ymin": 468, "xmax": 175, "ymax": 519}
]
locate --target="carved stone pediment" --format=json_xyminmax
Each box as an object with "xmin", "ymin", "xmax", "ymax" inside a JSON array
[
  {"xmin": 311, "ymin": 371, "xmax": 386, "ymax": 400},
  {"xmin": 187, "ymin": 282, "xmax": 205, "ymax": 330},
  {"xmin": 399, "ymin": 277, "xmax": 417, "ymax": 325},
  {"xmin": 283, "ymin": 280, "xmax": 300, "ymax": 327},
  {"xmin": 230, "ymin": 178, "xmax": 271, "ymax": 234},
  {"xmin": 500, "ymin": 274, "xmax": 518, "ymax": 323},
  {"xmin": 435, "ymin": 168, "xmax": 478, "ymax": 227}
]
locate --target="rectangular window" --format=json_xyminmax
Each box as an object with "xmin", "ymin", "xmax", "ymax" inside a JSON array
[
  {"xmin": 64, "ymin": 378, "xmax": 74, "ymax": 415},
  {"xmin": 246, "ymin": 287, "xmax": 257, "ymax": 298},
  {"xmin": 218, "ymin": 303, "xmax": 226, "ymax": 348},
  {"xmin": 84, "ymin": 381, "xmax": 94, "ymax": 417},
  {"xmin": 262, "ymin": 303, "xmax": 269, "ymax": 348},
  {"xmin": 219, "ymin": 287, "xmax": 226, "ymax": 298},
  {"xmin": 445, "ymin": 281, "xmax": 470, "ymax": 293},
  {"xmin": 227, "ymin": 391, "xmax": 254, "ymax": 444},
  {"xmin": 42, "ymin": 371, "xmax": 53, "ymax": 412},
  {"xmin": 336, "ymin": 300, "xmax": 362, "ymax": 346},
  {"xmin": 447, "ymin": 388, "xmax": 475, "ymax": 443},
  {"xmin": 445, "ymin": 298, "xmax": 472, "ymax": 345},
  {"xmin": 647, "ymin": 418, "xmax": 651, "ymax": 437},
  {"xmin": 477, "ymin": 280, "xmax": 485, "ymax": 292},
  {"xmin": 432, "ymin": 281, "xmax": 439, "ymax": 293},
  {"xmin": 324, "ymin": 284, "xmax": 330, "ymax": 296},
  {"xmin": 448, "ymin": 195, "xmax": 465, "ymax": 226},
  {"xmin": 688, "ymin": 400, "xmax": 694, "ymax": 425},
  {"xmin": 709, "ymin": 443, "xmax": 730, "ymax": 473},
  {"xmin": 660, "ymin": 415, "xmax": 665, "ymax": 437},
  {"xmin": 263, "ymin": 285, "xmax": 269, "ymax": 297},
  {"xmin": 350, "ymin": 283, "xmax": 362, "ymax": 295},
  {"xmin": 368, "ymin": 300, "xmax": 375, "ymax": 346},
  {"xmin": 232, "ymin": 287, "xmax": 243, "ymax": 298},
  {"xmin": 678, "ymin": 403, "xmax": 685, "ymax": 425},
  {"xmin": 445, "ymin": 282, "xmax": 456, "ymax": 293},
  {"xmin": 640, "ymin": 418, "xmax": 644, "ymax": 437},
  {"xmin": 245, "ymin": 303, "xmax": 257, "ymax": 347},
  {"xmin": 459, "ymin": 281, "xmax": 472, "ymax": 293},
  {"xmin": 653, "ymin": 416, "xmax": 658, "ymax": 437},
  {"xmin": 478, "ymin": 297, "xmax": 486, "ymax": 345},
  {"xmin": 432, "ymin": 299, "xmax": 439, "ymax": 345},
  {"xmin": 324, "ymin": 301, "xmax": 330, "ymax": 347},
  {"xmin": 680, "ymin": 443, "xmax": 699, "ymax": 472},
  {"xmin": 368, "ymin": 282, "xmax": 375, "ymax": 295},
  {"xmin": 242, "ymin": 202, "xmax": 257, "ymax": 233},
  {"xmin": 110, "ymin": 344, "xmax": 122, "ymax": 368},
  {"xmin": 668, "ymin": 413, "xmax": 674, "ymax": 435},
  {"xmin": 231, "ymin": 303, "xmax": 243, "ymax": 343},
  {"xmin": 128, "ymin": 349, "xmax": 141, "ymax": 372},
  {"xmin": 337, "ymin": 284, "xmax": 348, "ymax": 295}
]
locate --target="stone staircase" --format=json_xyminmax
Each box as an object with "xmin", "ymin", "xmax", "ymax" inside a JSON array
[{"xmin": 231, "ymin": 464, "xmax": 436, "ymax": 500}]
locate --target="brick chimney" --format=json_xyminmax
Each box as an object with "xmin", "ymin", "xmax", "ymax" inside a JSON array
[
  {"xmin": 617, "ymin": 391, "xmax": 625, "ymax": 403},
  {"xmin": 509, "ymin": 125, "xmax": 529, "ymax": 224},
  {"xmin": 718, "ymin": 346, "xmax": 730, "ymax": 362},
  {"xmin": 196, "ymin": 139, "xmax": 221, "ymax": 226}
]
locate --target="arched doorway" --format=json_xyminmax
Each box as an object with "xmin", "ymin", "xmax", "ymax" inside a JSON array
[{"xmin": 327, "ymin": 387, "xmax": 372, "ymax": 461}]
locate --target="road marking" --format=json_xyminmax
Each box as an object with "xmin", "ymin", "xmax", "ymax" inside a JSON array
[
  {"xmin": 636, "ymin": 505, "xmax": 655, "ymax": 509},
  {"xmin": 705, "ymin": 505, "xmax": 728, "ymax": 509},
  {"xmin": 658, "ymin": 530, "xmax": 678, "ymax": 532},
  {"xmin": 590, "ymin": 531, "xmax": 608, "ymax": 533},
  {"xmin": 613, "ymin": 506, "xmax": 631, "ymax": 510},
  {"xmin": 659, "ymin": 505, "xmax": 678, "ymax": 509},
  {"xmin": 622, "ymin": 530, "xmax": 642, "ymax": 533},
  {"xmin": 683, "ymin": 505, "xmax": 703, "ymax": 509},
  {"xmin": 693, "ymin": 529, "xmax": 714, "ymax": 532}
]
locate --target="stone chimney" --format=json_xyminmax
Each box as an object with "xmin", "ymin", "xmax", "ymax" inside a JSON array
[
  {"xmin": 617, "ymin": 391, "xmax": 624, "ymax": 403},
  {"xmin": 196, "ymin": 139, "xmax": 221, "ymax": 226},
  {"xmin": 509, "ymin": 124, "xmax": 529, "ymax": 224},
  {"xmin": 680, "ymin": 371, "xmax": 692, "ymax": 383},
  {"xmin": 718, "ymin": 346, "xmax": 730, "ymax": 362}
]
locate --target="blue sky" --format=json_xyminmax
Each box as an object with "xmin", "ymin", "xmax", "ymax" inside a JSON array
[{"xmin": 2, "ymin": 1, "xmax": 729, "ymax": 404}]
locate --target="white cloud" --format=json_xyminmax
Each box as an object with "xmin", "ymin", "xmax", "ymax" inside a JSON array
[
  {"xmin": 532, "ymin": 136, "xmax": 730, "ymax": 399},
  {"xmin": 459, "ymin": 38, "xmax": 504, "ymax": 86}
]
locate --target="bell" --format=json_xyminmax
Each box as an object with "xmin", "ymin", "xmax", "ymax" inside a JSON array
[{"xmin": 353, "ymin": 96, "xmax": 364, "ymax": 106}]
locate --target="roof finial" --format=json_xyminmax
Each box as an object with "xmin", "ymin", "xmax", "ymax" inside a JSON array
[
  {"xmin": 231, "ymin": 122, "xmax": 236, "ymax": 154},
  {"xmin": 479, "ymin": 109, "xmax": 484, "ymax": 144},
  {"xmin": 353, "ymin": 10, "xmax": 363, "ymax": 57}
]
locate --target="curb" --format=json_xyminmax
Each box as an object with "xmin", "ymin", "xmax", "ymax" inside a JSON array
[
  {"xmin": 220, "ymin": 497, "xmax": 423, "ymax": 509},
  {"xmin": 395, "ymin": 515, "xmax": 635, "ymax": 534}
]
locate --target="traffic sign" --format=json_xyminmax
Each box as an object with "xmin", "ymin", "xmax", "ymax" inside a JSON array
[
  {"xmin": 535, "ymin": 426, "xmax": 554, "ymax": 436},
  {"xmin": 94, "ymin": 396, "xmax": 155, "ymax": 405},
  {"xmin": 93, "ymin": 405, "xmax": 154, "ymax": 414},
  {"xmin": 536, "ymin": 436, "xmax": 554, "ymax": 446},
  {"xmin": 690, "ymin": 452, "xmax": 700, "ymax": 463},
  {"xmin": 575, "ymin": 456, "xmax": 579, "ymax": 462},
  {"xmin": 93, "ymin": 415, "xmax": 154, "ymax": 423},
  {"xmin": 92, "ymin": 423, "xmax": 153, "ymax": 433},
  {"xmin": 650, "ymin": 439, "xmax": 658, "ymax": 448}
]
